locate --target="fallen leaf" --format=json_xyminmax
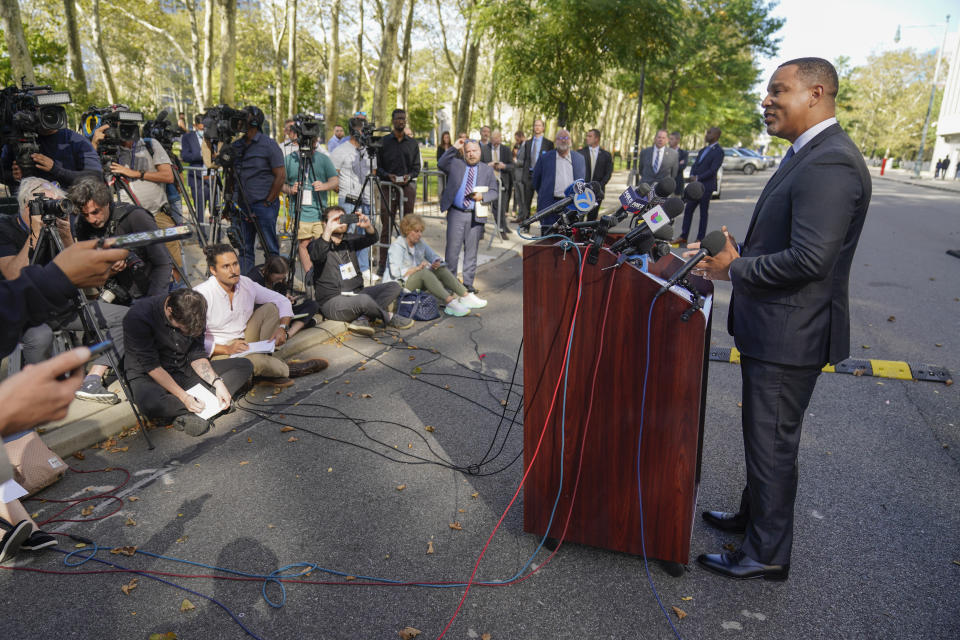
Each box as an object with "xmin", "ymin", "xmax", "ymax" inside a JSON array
[
  {"xmin": 121, "ymin": 577, "xmax": 138, "ymax": 595},
  {"xmin": 427, "ymin": 541, "xmax": 434, "ymax": 554},
  {"xmin": 935, "ymin": 343, "xmax": 943, "ymax": 347},
  {"xmin": 180, "ymin": 598, "xmax": 196, "ymax": 612},
  {"xmin": 239, "ymin": 461, "xmax": 249, "ymax": 466},
  {"xmin": 288, "ymin": 437, "xmax": 298, "ymax": 442},
  {"xmin": 672, "ymin": 606, "xmax": 687, "ymax": 620},
  {"xmin": 398, "ymin": 627, "xmax": 422, "ymax": 639},
  {"xmin": 346, "ymin": 392, "xmax": 354, "ymax": 397},
  {"xmin": 722, "ymin": 542, "xmax": 737, "ymax": 552},
  {"xmin": 126, "ymin": 517, "xmax": 137, "ymax": 526},
  {"xmin": 75, "ymin": 543, "xmax": 87, "ymax": 548},
  {"xmin": 458, "ymin": 508, "xmax": 465, "ymax": 513},
  {"xmin": 176, "ymin": 536, "xmax": 187, "ymax": 544},
  {"xmin": 861, "ymin": 344, "xmax": 870, "ymax": 349},
  {"xmin": 30, "ymin": 512, "xmax": 39, "ymax": 519},
  {"xmin": 148, "ymin": 634, "xmax": 177, "ymax": 640},
  {"xmin": 952, "ymin": 560, "xmax": 960, "ymax": 566},
  {"xmin": 247, "ymin": 437, "xmax": 253, "ymax": 443},
  {"xmin": 111, "ymin": 546, "xmax": 137, "ymax": 556},
  {"xmin": 344, "ymin": 380, "xmax": 350, "ymax": 384},
  {"xmin": 471, "ymin": 492, "xmax": 479, "ymax": 499},
  {"xmin": 424, "ymin": 425, "xmax": 435, "ymax": 432},
  {"xmin": 500, "ymin": 400, "xmax": 507, "ymax": 406},
  {"xmin": 361, "ymin": 393, "xmax": 373, "ymax": 398},
  {"xmin": 853, "ymin": 368, "xmax": 865, "ymax": 377},
  {"xmin": 737, "ymin": 401, "xmax": 743, "ymax": 407},
  {"xmin": 409, "ymin": 355, "xmax": 416, "ymax": 361},
  {"xmin": 280, "ymin": 426, "xmax": 296, "ymax": 433},
  {"xmin": 73, "ymin": 451, "xmax": 85, "ymax": 460},
  {"xmin": 449, "ymin": 521, "xmax": 463, "ymax": 531},
  {"xmin": 268, "ymin": 524, "xmax": 275, "ymax": 529},
  {"xmin": 345, "ymin": 575, "xmax": 355, "ymax": 581},
  {"xmin": 109, "ymin": 446, "xmax": 129, "ymax": 453},
  {"xmin": 128, "ymin": 496, "xmax": 139, "ymax": 502},
  {"xmin": 177, "ymin": 513, "xmax": 183, "ymax": 517},
  {"xmin": 328, "ymin": 467, "xmax": 333, "ymax": 472},
  {"xmin": 412, "ymin": 366, "xmax": 422, "ymax": 374},
  {"xmin": 408, "ymin": 443, "xmax": 412, "ymax": 448},
  {"xmin": 482, "ymin": 635, "xmax": 492, "ymax": 640},
  {"xmin": 396, "ymin": 484, "xmax": 406, "ymax": 491},
  {"xmin": 358, "ymin": 366, "xmax": 366, "ymax": 371},
  {"xmin": 681, "ymin": 596, "xmax": 693, "ymax": 601},
  {"xmin": 81, "ymin": 506, "xmax": 94, "ymax": 517},
  {"xmin": 887, "ymin": 316, "xmax": 896, "ymax": 322},
  {"xmin": 946, "ymin": 379, "xmax": 954, "ymax": 386}
]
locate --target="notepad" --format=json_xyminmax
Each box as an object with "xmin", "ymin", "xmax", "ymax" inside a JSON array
[
  {"xmin": 183, "ymin": 383, "xmax": 227, "ymax": 421},
  {"xmin": 229, "ymin": 339, "xmax": 276, "ymax": 358}
]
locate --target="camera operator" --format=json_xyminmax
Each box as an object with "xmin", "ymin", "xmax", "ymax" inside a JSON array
[
  {"xmin": 228, "ymin": 106, "xmax": 286, "ymax": 274},
  {"xmin": 0, "ymin": 177, "xmax": 130, "ymax": 404},
  {"xmin": 70, "ymin": 177, "xmax": 173, "ymax": 304},
  {"xmin": 375, "ymin": 108, "xmax": 421, "ymax": 276},
  {"xmin": 91, "ymin": 119, "xmax": 183, "ymax": 270},
  {"xmin": 330, "ymin": 117, "xmax": 374, "ymax": 281}
]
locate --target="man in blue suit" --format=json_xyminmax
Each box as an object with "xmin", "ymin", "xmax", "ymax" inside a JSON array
[
  {"xmin": 531, "ymin": 128, "xmax": 585, "ymax": 233},
  {"xmin": 438, "ymin": 138, "xmax": 498, "ymax": 294},
  {"xmin": 180, "ymin": 116, "xmax": 214, "ymax": 224},
  {"xmin": 689, "ymin": 58, "xmax": 871, "ymax": 581},
  {"xmin": 675, "ymin": 126, "xmax": 723, "ymax": 245}
]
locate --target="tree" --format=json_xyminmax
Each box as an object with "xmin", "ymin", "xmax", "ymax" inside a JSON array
[
  {"xmin": 219, "ymin": 0, "xmax": 238, "ymax": 104},
  {"xmin": 396, "ymin": 0, "xmax": 415, "ymax": 109},
  {"xmin": 62, "ymin": 0, "xmax": 86, "ymax": 97},
  {"xmin": 0, "ymin": 0, "xmax": 35, "ymax": 85},
  {"xmin": 287, "ymin": 0, "xmax": 297, "ymax": 116},
  {"xmin": 326, "ymin": 0, "xmax": 341, "ymax": 124},
  {"xmin": 371, "ymin": 0, "xmax": 404, "ymax": 125}
]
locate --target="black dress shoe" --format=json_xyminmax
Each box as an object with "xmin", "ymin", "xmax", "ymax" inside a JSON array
[
  {"xmin": 702, "ymin": 510, "xmax": 747, "ymax": 533},
  {"xmin": 697, "ymin": 550, "xmax": 789, "ymax": 581}
]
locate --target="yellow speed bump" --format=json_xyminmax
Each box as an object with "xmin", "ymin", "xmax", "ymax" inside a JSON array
[{"xmin": 869, "ymin": 359, "xmax": 913, "ymax": 380}]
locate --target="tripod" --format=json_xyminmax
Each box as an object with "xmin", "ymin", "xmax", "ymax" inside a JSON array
[
  {"xmin": 284, "ymin": 138, "xmax": 320, "ymax": 292},
  {"xmin": 209, "ymin": 140, "xmax": 272, "ymax": 265},
  {"xmin": 162, "ymin": 147, "xmax": 208, "ymax": 248},
  {"xmin": 354, "ymin": 147, "xmax": 399, "ymax": 275},
  {"xmin": 29, "ymin": 216, "xmax": 156, "ymax": 449}
]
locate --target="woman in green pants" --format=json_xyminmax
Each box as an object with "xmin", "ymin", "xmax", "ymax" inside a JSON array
[{"xmin": 385, "ymin": 214, "xmax": 487, "ymax": 317}]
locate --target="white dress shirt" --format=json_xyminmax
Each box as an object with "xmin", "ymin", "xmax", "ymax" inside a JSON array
[
  {"xmin": 791, "ymin": 117, "xmax": 838, "ymax": 153},
  {"xmin": 554, "ymin": 152, "xmax": 574, "ymax": 197},
  {"xmin": 194, "ymin": 275, "xmax": 294, "ymax": 355}
]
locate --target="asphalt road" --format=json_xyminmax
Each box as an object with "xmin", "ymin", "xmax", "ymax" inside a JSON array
[{"xmin": 2, "ymin": 171, "xmax": 959, "ymax": 640}]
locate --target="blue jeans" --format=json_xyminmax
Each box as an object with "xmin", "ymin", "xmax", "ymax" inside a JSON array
[
  {"xmin": 165, "ymin": 183, "xmax": 183, "ymax": 223},
  {"xmin": 237, "ymin": 200, "xmax": 280, "ymax": 274},
  {"xmin": 341, "ymin": 201, "xmax": 370, "ymax": 272}
]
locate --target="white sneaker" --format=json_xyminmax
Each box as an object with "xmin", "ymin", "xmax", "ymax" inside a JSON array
[
  {"xmin": 444, "ymin": 299, "xmax": 471, "ymax": 316},
  {"xmin": 459, "ymin": 292, "xmax": 487, "ymax": 309}
]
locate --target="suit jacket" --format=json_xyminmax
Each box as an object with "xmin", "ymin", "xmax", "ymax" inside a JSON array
[
  {"xmin": 639, "ymin": 145, "xmax": 678, "ymax": 184},
  {"xmin": 438, "ymin": 147, "xmax": 499, "ymax": 217},
  {"xmin": 689, "ymin": 143, "xmax": 723, "ymax": 186},
  {"xmin": 520, "ymin": 136, "xmax": 554, "ymax": 182},
  {"xmin": 728, "ymin": 123, "xmax": 871, "ymax": 367},
  {"xmin": 180, "ymin": 130, "xmax": 204, "ymax": 167},
  {"xmin": 532, "ymin": 149, "xmax": 586, "ymax": 222},
  {"xmin": 580, "ymin": 146, "xmax": 613, "ymax": 194},
  {"xmin": 484, "ymin": 143, "xmax": 514, "ymax": 192}
]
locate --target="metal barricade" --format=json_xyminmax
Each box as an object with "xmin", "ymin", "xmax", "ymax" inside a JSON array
[{"xmin": 181, "ymin": 165, "xmax": 223, "ymax": 241}]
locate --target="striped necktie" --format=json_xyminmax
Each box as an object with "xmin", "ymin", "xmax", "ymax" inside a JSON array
[
  {"xmin": 462, "ymin": 166, "xmax": 475, "ymax": 209},
  {"xmin": 652, "ymin": 148, "xmax": 661, "ymax": 173}
]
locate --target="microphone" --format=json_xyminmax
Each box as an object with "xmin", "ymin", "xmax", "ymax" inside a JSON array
[
  {"xmin": 519, "ymin": 181, "xmax": 600, "ymax": 229},
  {"xmin": 652, "ymin": 177, "xmax": 675, "ymax": 198},
  {"xmin": 608, "ymin": 197, "xmax": 685, "ymax": 253},
  {"xmin": 683, "ymin": 181, "xmax": 704, "ymax": 202},
  {"xmin": 658, "ymin": 230, "xmax": 727, "ymax": 294}
]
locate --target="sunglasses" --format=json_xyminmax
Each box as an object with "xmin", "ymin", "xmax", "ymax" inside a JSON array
[{"xmin": 354, "ymin": 111, "xmax": 367, "ymax": 116}]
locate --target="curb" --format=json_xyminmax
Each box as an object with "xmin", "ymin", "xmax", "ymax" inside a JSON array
[{"xmin": 872, "ymin": 172, "xmax": 960, "ymax": 194}]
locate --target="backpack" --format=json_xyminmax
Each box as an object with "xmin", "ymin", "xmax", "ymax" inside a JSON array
[{"xmin": 396, "ymin": 291, "xmax": 441, "ymax": 321}]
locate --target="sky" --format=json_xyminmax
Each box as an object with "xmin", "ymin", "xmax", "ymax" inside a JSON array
[{"xmin": 756, "ymin": 0, "xmax": 958, "ymax": 88}]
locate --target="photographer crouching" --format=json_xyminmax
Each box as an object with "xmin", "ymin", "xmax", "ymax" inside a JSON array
[
  {"xmin": 70, "ymin": 177, "xmax": 173, "ymax": 305},
  {"xmin": 0, "ymin": 177, "xmax": 128, "ymax": 404}
]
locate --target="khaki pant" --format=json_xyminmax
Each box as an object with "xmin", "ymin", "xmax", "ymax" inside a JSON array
[{"xmin": 155, "ymin": 210, "xmax": 183, "ymax": 268}]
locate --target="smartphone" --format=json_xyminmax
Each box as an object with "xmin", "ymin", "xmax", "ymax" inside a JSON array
[
  {"xmin": 339, "ymin": 213, "xmax": 359, "ymax": 225},
  {"xmin": 107, "ymin": 226, "xmax": 193, "ymax": 250}
]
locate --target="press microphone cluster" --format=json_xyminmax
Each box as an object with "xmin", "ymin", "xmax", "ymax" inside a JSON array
[
  {"xmin": 658, "ymin": 229, "xmax": 727, "ymax": 294},
  {"xmin": 519, "ymin": 180, "xmax": 602, "ymax": 230},
  {"xmin": 608, "ymin": 196, "xmax": 685, "ymax": 253}
]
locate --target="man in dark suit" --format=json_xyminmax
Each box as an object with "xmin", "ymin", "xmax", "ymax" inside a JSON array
[
  {"xmin": 689, "ymin": 58, "xmax": 871, "ymax": 580},
  {"xmin": 580, "ymin": 128, "xmax": 613, "ymax": 221},
  {"xmin": 531, "ymin": 128, "xmax": 585, "ymax": 233},
  {"xmin": 669, "ymin": 131, "xmax": 688, "ymax": 196},
  {"xmin": 675, "ymin": 127, "xmax": 723, "ymax": 245},
  {"xmin": 180, "ymin": 115, "xmax": 214, "ymax": 224},
  {"xmin": 439, "ymin": 138, "xmax": 499, "ymax": 293},
  {"xmin": 484, "ymin": 130, "xmax": 514, "ymax": 239},
  {"xmin": 638, "ymin": 129, "xmax": 679, "ymax": 185},
  {"xmin": 517, "ymin": 119, "xmax": 553, "ymax": 223}
]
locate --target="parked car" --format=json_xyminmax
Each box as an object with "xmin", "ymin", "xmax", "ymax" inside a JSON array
[
  {"xmin": 735, "ymin": 147, "xmax": 774, "ymax": 169},
  {"xmin": 683, "ymin": 150, "xmax": 723, "ymax": 199},
  {"xmin": 723, "ymin": 147, "xmax": 763, "ymax": 174}
]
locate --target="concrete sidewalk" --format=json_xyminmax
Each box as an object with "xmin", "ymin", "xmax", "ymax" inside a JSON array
[{"xmin": 871, "ymin": 166, "xmax": 960, "ymax": 193}]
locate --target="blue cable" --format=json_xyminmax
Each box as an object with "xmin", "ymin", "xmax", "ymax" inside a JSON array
[{"xmin": 636, "ymin": 290, "xmax": 685, "ymax": 640}]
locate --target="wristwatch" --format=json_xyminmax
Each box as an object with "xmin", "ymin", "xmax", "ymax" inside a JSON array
[{"xmin": 139, "ymin": 170, "xmax": 145, "ymax": 180}]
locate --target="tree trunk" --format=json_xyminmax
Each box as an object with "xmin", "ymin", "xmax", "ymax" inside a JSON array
[
  {"xmin": 456, "ymin": 32, "xmax": 480, "ymax": 135},
  {"xmin": 62, "ymin": 0, "xmax": 86, "ymax": 97},
  {"xmin": 0, "ymin": 0, "xmax": 35, "ymax": 86},
  {"xmin": 187, "ymin": 1, "xmax": 204, "ymax": 110},
  {"xmin": 90, "ymin": 0, "xmax": 117, "ymax": 103},
  {"xmin": 484, "ymin": 48, "xmax": 497, "ymax": 127},
  {"xmin": 202, "ymin": 0, "xmax": 216, "ymax": 106},
  {"xmin": 396, "ymin": 0, "xmax": 415, "ymax": 109},
  {"xmin": 371, "ymin": 0, "xmax": 405, "ymax": 125},
  {"xmin": 326, "ymin": 0, "xmax": 340, "ymax": 125},
  {"xmin": 219, "ymin": 0, "xmax": 238, "ymax": 105},
  {"xmin": 270, "ymin": 1, "xmax": 289, "ymax": 140},
  {"xmin": 355, "ymin": 0, "xmax": 364, "ymax": 113},
  {"xmin": 287, "ymin": 0, "xmax": 298, "ymax": 116}
]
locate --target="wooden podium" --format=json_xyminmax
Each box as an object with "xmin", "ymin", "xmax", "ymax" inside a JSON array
[{"xmin": 522, "ymin": 240, "xmax": 713, "ymax": 565}]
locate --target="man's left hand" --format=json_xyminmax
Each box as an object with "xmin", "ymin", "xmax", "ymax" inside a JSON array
[
  {"xmin": 214, "ymin": 379, "xmax": 231, "ymax": 410},
  {"xmin": 271, "ymin": 326, "xmax": 287, "ymax": 347},
  {"xmin": 682, "ymin": 225, "xmax": 739, "ymax": 281},
  {"xmin": 357, "ymin": 212, "xmax": 374, "ymax": 231},
  {"xmin": 109, "ymin": 163, "xmax": 139, "ymax": 179},
  {"xmin": 30, "ymin": 153, "xmax": 55, "ymax": 172}
]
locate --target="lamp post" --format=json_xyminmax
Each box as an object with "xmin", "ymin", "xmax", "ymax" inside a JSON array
[{"xmin": 896, "ymin": 14, "xmax": 951, "ymax": 178}]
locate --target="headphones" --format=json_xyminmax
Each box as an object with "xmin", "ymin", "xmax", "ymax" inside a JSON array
[{"xmin": 244, "ymin": 105, "xmax": 265, "ymax": 130}]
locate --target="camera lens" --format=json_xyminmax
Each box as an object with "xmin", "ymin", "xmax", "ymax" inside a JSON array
[{"xmin": 38, "ymin": 106, "xmax": 67, "ymax": 130}]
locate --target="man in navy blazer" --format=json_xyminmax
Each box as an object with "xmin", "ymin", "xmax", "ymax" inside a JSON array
[
  {"xmin": 580, "ymin": 129, "xmax": 613, "ymax": 221},
  {"xmin": 439, "ymin": 138, "xmax": 498, "ymax": 293},
  {"xmin": 676, "ymin": 126, "xmax": 723, "ymax": 244},
  {"xmin": 531, "ymin": 128, "xmax": 585, "ymax": 232},
  {"xmin": 689, "ymin": 58, "xmax": 871, "ymax": 581},
  {"xmin": 180, "ymin": 116, "xmax": 214, "ymax": 223},
  {"xmin": 517, "ymin": 119, "xmax": 553, "ymax": 223}
]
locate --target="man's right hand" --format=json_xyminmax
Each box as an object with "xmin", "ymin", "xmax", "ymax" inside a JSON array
[
  {"xmin": 52, "ymin": 239, "xmax": 130, "ymax": 289},
  {"xmin": 0, "ymin": 347, "xmax": 89, "ymax": 437},
  {"xmin": 181, "ymin": 393, "xmax": 205, "ymax": 414},
  {"xmin": 225, "ymin": 339, "xmax": 249, "ymax": 355}
]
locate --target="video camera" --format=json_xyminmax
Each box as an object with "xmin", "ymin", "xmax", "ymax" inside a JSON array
[
  {"xmin": 28, "ymin": 193, "xmax": 76, "ymax": 225},
  {"xmin": 81, "ymin": 105, "xmax": 144, "ymax": 165},
  {"xmin": 141, "ymin": 110, "xmax": 180, "ymax": 151},
  {"xmin": 290, "ymin": 112, "xmax": 325, "ymax": 152},
  {"xmin": 0, "ymin": 82, "xmax": 72, "ymax": 178},
  {"xmin": 200, "ymin": 104, "xmax": 249, "ymax": 167},
  {"xmin": 353, "ymin": 120, "xmax": 391, "ymax": 151}
]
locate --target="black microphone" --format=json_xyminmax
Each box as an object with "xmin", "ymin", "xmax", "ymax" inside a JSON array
[
  {"xmin": 658, "ymin": 230, "xmax": 727, "ymax": 294},
  {"xmin": 653, "ymin": 177, "xmax": 675, "ymax": 198},
  {"xmin": 609, "ymin": 197, "xmax": 685, "ymax": 252},
  {"xmin": 520, "ymin": 181, "xmax": 601, "ymax": 229},
  {"xmin": 683, "ymin": 181, "xmax": 704, "ymax": 202}
]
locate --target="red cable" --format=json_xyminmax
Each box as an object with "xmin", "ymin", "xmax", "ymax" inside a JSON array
[{"xmin": 26, "ymin": 465, "xmax": 131, "ymax": 526}]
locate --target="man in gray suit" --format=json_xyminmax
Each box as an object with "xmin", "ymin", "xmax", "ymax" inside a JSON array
[
  {"xmin": 689, "ymin": 57, "xmax": 871, "ymax": 581},
  {"xmin": 638, "ymin": 129, "xmax": 679, "ymax": 185}
]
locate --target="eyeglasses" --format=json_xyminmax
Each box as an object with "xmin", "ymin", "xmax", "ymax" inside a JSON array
[
  {"xmin": 354, "ymin": 111, "xmax": 367, "ymax": 116},
  {"xmin": 556, "ymin": 136, "xmax": 570, "ymax": 140}
]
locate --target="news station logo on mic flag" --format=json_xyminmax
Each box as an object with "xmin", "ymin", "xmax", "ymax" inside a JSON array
[{"xmin": 642, "ymin": 204, "xmax": 670, "ymax": 232}]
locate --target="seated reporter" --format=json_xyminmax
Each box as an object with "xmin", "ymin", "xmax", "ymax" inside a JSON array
[
  {"xmin": 124, "ymin": 289, "xmax": 253, "ymax": 436},
  {"xmin": 0, "ymin": 177, "xmax": 129, "ymax": 404},
  {"xmin": 385, "ymin": 214, "xmax": 484, "ymax": 317},
  {"xmin": 70, "ymin": 177, "xmax": 173, "ymax": 305},
  {"xmin": 195, "ymin": 244, "xmax": 328, "ymax": 387},
  {"xmin": 307, "ymin": 206, "xmax": 412, "ymax": 336},
  {"xmin": 247, "ymin": 255, "xmax": 320, "ymax": 337}
]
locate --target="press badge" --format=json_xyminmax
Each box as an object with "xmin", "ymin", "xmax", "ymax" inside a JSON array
[
  {"xmin": 301, "ymin": 189, "xmax": 313, "ymax": 206},
  {"xmin": 339, "ymin": 262, "xmax": 357, "ymax": 279}
]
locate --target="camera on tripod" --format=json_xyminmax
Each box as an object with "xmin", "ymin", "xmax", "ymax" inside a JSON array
[
  {"xmin": 28, "ymin": 193, "xmax": 75, "ymax": 224},
  {"xmin": 82, "ymin": 105, "xmax": 144, "ymax": 165},
  {"xmin": 200, "ymin": 104, "xmax": 249, "ymax": 167},
  {"xmin": 99, "ymin": 253, "xmax": 149, "ymax": 306},
  {"xmin": 291, "ymin": 112, "xmax": 325, "ymax": 152},
  {"xmin": 141, "ymin": 110, "xmax": 179, "ymax": 151},
  {"xmin": 0, "ymin": 82, "xmax": 72, "ymax": 177},
  {"xmin": 354, "ymin": 121, "xmax": 391, "ymax": 151}
]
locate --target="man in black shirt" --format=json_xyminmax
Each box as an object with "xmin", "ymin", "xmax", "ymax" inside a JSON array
[
  {"xmin": 124, "ymin": 289, "xmax": 253, "ymax": 436},
  {"xmin": 70, "ymin": 177, "xmax": 173, "ymax": 305},
  {"xmin": 375, "ymin": 108, "xmax": 421, "ymax": 274},
  {"xmin": 307, "ymin": 206, "xmax": 412, "ymax": 336}
]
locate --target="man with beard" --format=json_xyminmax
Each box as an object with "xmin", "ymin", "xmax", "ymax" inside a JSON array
[{"xmin": 531, "ymin": 128, "xmax": 585, "ymax": 233}]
